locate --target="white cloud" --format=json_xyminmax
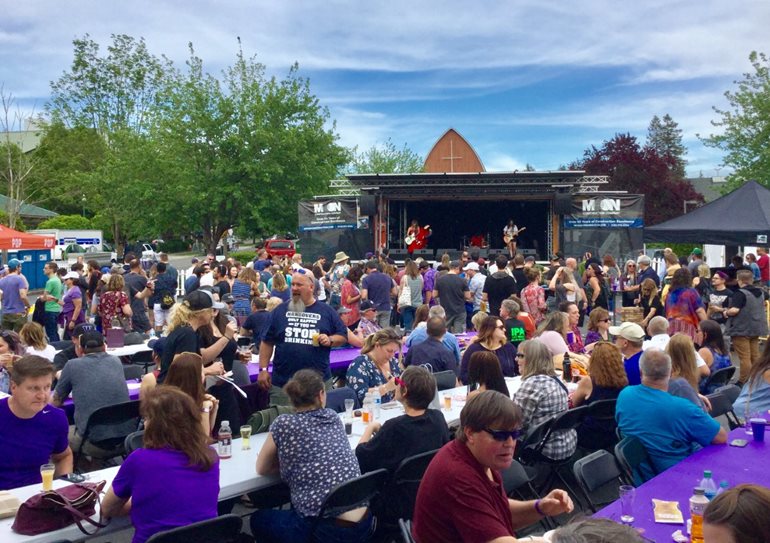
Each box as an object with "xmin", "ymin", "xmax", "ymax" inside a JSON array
[{"xmin": 482, "ymin": 152, "xmax": 529, "ymax": 173}]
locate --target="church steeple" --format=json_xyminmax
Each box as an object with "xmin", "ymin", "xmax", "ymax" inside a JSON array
[{"xmin": 423, "ymin": 128, "xmax": 485, "ymax": 173}]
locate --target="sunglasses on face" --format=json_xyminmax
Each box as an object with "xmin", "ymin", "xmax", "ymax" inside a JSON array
[
  {"xmin": 599, "ymin": 318, "xmax": 611, "ymax": 323},
  {"xmin": 483, "ymin": 428, "xmax": 523, "ymax": 441},
  {"xmin": 515, "ymin": 353, "xmax": 525, "ymax": 359}
]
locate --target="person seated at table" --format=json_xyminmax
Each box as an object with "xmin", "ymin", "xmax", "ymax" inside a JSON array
[
  {"xmin": 346, "ymin": 328, "xmax": 402, "ymax": 405},
  {"xmin": 616, "ymin": 348, "xmax": 727, "ymax": 482},
  {"xmin": 559, "ymin": 301, "xmax": 585, "ymax": 354},
  {"xmin": 20, "ymin": 322, "xmax": 56, "ymax": 362},
  {"xmin": 470, "ymin": 310, "xmax": 489, "ymax": 333},
  {"xmin": 466, "ymin": 351, "xmax": 510, "ymax": 399},
  {"xmin": 500, "ymin": 299, "xmax": 526, "ymax": 348},
  {"xmin": 666, "ymin": 333, "xmax": 707, "ymax": 410},
  {"xmin": 52, "ymin": 330, "xmax": 134, "ymax": 465},
  {"xmin": 534, "ymin": 311, "xmax": 570, "ymax": 358},
  {"xmin": 356, "ymin": 366, "xmax": 450, "ymax": 522},
  {"xmin": 583, "ymin": 307, "xmax": 611, "ymax": 353},
  {"xmin": 610, "ymin": 321, "xmax": 645, "ymax": 386},
  {"xmin": 251, "ymin": 369, "xmax": 373, "ymax": 542},
  {"xmin": 355, "ymin": 300, "xmax": 381, "ymax": 339},
  {"xmin": 0, "ymin": 355, "xmax": 72, "ymax": 490},
  {"xmin": 102, "ymin": 386, "xmax": 220, "ymax": 543},
  {"xmin": 703, "ymin": 483, "xmax": 770, "ymax": 543},
  {"xmin": 413, "ymin": 391, "xmax": 574, "ymax": 542},
  {"xmin": 733, "ymin": 341, "xmax": 770, "ymax": 421},
  {"xmin": 140, "ymin": 352, "xmax": 219, "ymax": 439},
  {"xmin": 407, "ymin": 305, "xmax": 462, "ymax": 364},
  {"xmin": 52, "ymin": 323, "xmax": 96, "ymax": 379},
  {"xmin": 404, "ymin": 317, "xmax": 458, "ymax": 375},
  {"xmin": 571, "ymin": 342, "xmax": 627, "ymax": 450},
  {"xmin": 643, "ymin": 315, "xmax": 671, "ymax": 350},
  {"xmin": 550, "ymin": 517, "xmax": 644, "ymax": 542},
  {"xmin": 460, "ymin": 315, "xmax": 518, "ymax": 384},
  {"xmin": 697, "ymin": 319, "xmax": 732, "ymax": 392},
  {"xmin": 513, "ymin": 339, "xmax": 577, "ymax": 461},
  {"xmin": 0, "ymin": 329, "xmax": 24, "ymax": 393}
]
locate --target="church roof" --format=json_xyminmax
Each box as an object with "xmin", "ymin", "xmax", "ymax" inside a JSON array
[{"xmin": 423, "ymin": 128, "xmax": 485, "ymax": 173}]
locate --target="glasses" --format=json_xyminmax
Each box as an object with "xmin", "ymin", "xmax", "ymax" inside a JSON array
[
  {"xmin": 483, "ymin": 428, "xmax": 523, "ymax": 442},
  {"xmin": 515, "ymin": 353, "xmax": 525, "ymax": 359},
  {"xmin": 496, "ymin": 325, "xmax": 505, "ymax": 330},
  {"xmin": 599, "ymin": 318, "xmax": 611, "ymax": 323}
]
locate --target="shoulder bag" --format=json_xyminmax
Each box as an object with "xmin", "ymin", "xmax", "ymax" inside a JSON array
[{"xmin": 12, "ymin": 480, "xmax": 107, "ymax": 536}]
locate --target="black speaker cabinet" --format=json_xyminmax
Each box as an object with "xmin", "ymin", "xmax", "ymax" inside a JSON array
[
  {"xmin": 359, "ymin": 195, "xmax": 377, "ymax": 216},
  {"xmin": 554, "ymin": 192, "xmax": 573, "ymax": 215}
]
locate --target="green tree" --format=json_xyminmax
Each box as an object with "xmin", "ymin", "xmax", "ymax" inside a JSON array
[
  {"xmin": 646, "ymin": 114, "xmax": 687, "ymax": 178},
  {"xmin": 701, "ymin": 51, "xmax": 770, "ymax": 189},
  {"xmin": 1, "ymin": 86, "xmax": 38, "ymax": 230},
  {"xmin": 155, "ymin": 44, "xmax": 347, "ymax": 252},
  {"xmin": 38, "ymin": 214, "xmax": 92, "ymax": 229},
  {"xmin": 348, "ymin": 138, "xmax": 423, "ymax": 174}
]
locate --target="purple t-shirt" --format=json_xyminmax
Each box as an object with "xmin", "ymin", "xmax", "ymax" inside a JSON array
[
  {"xmin": 111, "ymin": 447, "xmax": 219, "ymax": 543},
  {"xmin": 62, "ymin": 285, "xmax": 84, "ymax": 322},
  {"xmin": 0, "ymin": 273, "xmax": 28, "ymax": 314},
  {"xmin": 0, "ymin": 398, "xmax": 69, "ymax": 490},
  {"xmin": 362, "ymin": 271, "xmax": 393, "ymax": 311}
]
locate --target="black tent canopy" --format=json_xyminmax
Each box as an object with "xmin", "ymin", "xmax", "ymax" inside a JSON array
[{"xmin": 644, "ymin": 180, "xmax": 770, "ymax": 245}]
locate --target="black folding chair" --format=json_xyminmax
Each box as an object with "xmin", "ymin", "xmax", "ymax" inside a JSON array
[
  {"xmin": 124, "ymin": 430, "xmax": 144, "ymax": 456},
  {"xmin": 433, "ymin": 370, "xmax": 457, "ymax": 391},
  {"xmin": 700, "ymin": 366, "xmax": 736, "ymax": 394},
  {"xmin": 572, "ymin": 450, "xmax": 625, "ymax": 512},
  {"xmin": 501, "ymin": 459, "xmax": 556, "ymax": 531},
  {"xmin": 706, "ymin": 390, "xmax": 742, "ymax": 430},
  {"xmin": 74, "ymin": 400, "xmax": 142, "ymax": 470},
  {"xmin": 326, "ymin": 386, "xmax": 360, "ymax": 412},
  {"xmin": 311, "ymin": 469, "xmax": 389, "ymax": 539},
  {"xmin": 128, "ymin": 349, "xmax": 155, "ymax": 374},
  {"xmin": 715, "ymin": 383, "xmax": 741, "ymax": 404},
  {"xmin": 123, "ymin": 365, "xmax": 145, "ymax": 381},
  {"xmin": 387, "ymin": 448, "xmax": 440, "ymax": 521},
  {"xmin": 398, "ymin": 518, "xmax": 416, "ymax": 543},
  {"xmin": 146, "ymin": 514, "xmax": 243, "ymax": 543},
  {"xmin": 614, "ymin": 435, "xmax": 657, "ymax": 487}
]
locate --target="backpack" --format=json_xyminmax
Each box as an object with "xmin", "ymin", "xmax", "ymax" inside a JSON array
[{"xmin": 160, "ymin": 292, "xmax": 175, "ymax": 310}]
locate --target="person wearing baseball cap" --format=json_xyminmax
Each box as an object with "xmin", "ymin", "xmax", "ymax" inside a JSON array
[
  {"xmin": 687, "ymin": 247, "xmax": 704, "ymax": 275},
  {"xmin": 609, "ymin": 322, "xmax": 645, "ymax": 385},
  {"xmin": 356, "ymin": 300, "xmax": 381, "ymax": 339},
  {"xmin": 0, "ymin": 258, "xmax": 30, "ymax": 332},
  {"xmin": 463, "ymin": 262, "xmax": 485, "ymax": 318}
]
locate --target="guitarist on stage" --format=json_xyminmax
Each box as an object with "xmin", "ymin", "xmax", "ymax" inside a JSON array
[
  {"xmin": 503, "ymin": 219, "xmax": 525, "ymax": 257},
  {"xmin": 405, "ymin": 219, "xmax": 431, "ymax": 257}
]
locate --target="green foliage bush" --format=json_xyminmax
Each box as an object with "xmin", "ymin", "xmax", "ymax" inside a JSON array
[
  {"xmin": 38, "ymin": 214, "xmax": 93, "ymax": 230},
  {"xmin": 228, "ymin": 251, "xmax": 256, "ymax": 265}
]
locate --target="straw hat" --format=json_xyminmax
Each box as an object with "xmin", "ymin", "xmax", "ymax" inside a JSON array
[{"xmin": 333, "ymin": 251, "xmax": 350, "ymax": 264}]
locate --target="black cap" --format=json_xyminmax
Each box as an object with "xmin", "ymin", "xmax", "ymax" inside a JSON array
[
  {"xmin": 183, "ymin": 289, "xmax": 224, "ymax": 311},
  {"xmin": 79, "ymin": 330, "xmax": 105, "ymax": 350},
  {"xmin": 360, "ymin": 300, "xmax": 376, "ymax": 312},
  {"xmin": 73, "ymin": 323, "xmax": 96, "ymax": 337}
]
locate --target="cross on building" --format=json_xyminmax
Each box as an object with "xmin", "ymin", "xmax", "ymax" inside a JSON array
[{"xmin": 441, "ymin": 139, "xmax": 462, "ymax": 173}]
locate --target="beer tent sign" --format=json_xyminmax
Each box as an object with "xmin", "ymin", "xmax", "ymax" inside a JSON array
[{"xmin": 298, "ymin": 199, "xmax": 357, "ymax": 231}]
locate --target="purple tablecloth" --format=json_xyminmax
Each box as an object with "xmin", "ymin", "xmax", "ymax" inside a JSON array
[{"xmin": 595, "ymin": 427, "xmax": 769, "ymax": 540}]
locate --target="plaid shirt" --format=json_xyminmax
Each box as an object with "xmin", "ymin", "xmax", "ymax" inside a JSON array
[{"xmin": 513, "ymin": 374, "xmax": 577, "ymax": 460}]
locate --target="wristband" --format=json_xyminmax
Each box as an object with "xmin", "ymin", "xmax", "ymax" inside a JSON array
[{"xmin": 534, "ymin": 499, "xmax": 545, "ymax": 517}]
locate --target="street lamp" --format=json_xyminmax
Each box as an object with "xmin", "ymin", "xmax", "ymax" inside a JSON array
[{"xmin": 81, "ymin": 194, "xmax": 86, "ymax": 217}]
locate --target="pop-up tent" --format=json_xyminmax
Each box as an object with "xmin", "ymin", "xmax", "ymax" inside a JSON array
[
  {"xmin": 644, "ymin": 180, "xmax": 770, "ymax": 245},
  {"xmin": 0, "ymin": 225, "xmax": 56, "ymax": 250}
]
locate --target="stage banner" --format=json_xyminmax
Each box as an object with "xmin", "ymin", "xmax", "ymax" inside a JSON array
[
  {"xmin": 564, "ymin": 194, "xmax": 644, "ymax": 229},
  {"xmin": 298, "ymin": 199, "xmax": 358, "ymax": 231}
]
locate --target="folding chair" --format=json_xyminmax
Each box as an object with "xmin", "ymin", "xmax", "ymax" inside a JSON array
[
  {"xmin": 614, "ymin": 435, "xmax": 657, "ymax": 487},
  {"xmin": 398, "ymin": 519, "xmax": 416, "ymax": 543},
  {"xmin": 700, "ymin": 366, "xmax": 736, "ymax": 394},
  {"xmin": 311, "ymin": 469, "xmax": 389, "ymax": 539},
  {"xmin": 572, "ymin": 450, "xmax": 625, "ymax": 512},
  {"xmin": 74, "ymin": 400, "xmax": 142, "ymax": 470},
  {"xmin": 501, "ymin": 459, "xmax": 556, "ymax": 531},
  {"xmin": 578, "ymin": 398, "xmax": 619, "ymax": 451},
  {"xmin": 706, "ymin": 390, "xmax": 742, "ymax": 430},
  {"xmin": 715, "ymin": 384, "xmax": 741, "ymax": 404},
  {"xmin": 123, "ymin": 365, "xmax": 145, "ymax": 381},
  {"xmin": 432, "ymin": 370, "xmax": 457, "ymax": 391},
  {"xmin": 385, "ymin": 448, "xmax": 440, "ymax": 522},
  {"xmin": 146, "ymin": 514, "xmax": 243, "ymax": 543},
  {"xmin": 124, "ymin": 430, "xmax": 144, "ymax": 456},
  {"xmin": 325, "ymin": 386, "xmax": 360, "ymax": 412}
]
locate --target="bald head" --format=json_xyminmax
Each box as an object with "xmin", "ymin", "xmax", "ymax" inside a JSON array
[{"xmin": 565, "ymin": 258, "xmax": 577, "ymax": 270}]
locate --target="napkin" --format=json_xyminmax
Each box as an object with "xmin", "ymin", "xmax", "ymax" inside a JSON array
[{"xmin": 652, "ymin": 499, "xmax": 684, "ymax": 524}]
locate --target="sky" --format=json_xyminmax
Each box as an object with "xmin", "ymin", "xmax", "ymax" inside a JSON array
[{"xmin": 2, "ymin": 0, "xmax": 769, "ymax": 177}]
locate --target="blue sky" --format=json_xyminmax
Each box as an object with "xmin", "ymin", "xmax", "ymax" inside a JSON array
[{"xmin": 2, "ymin": 0, "xmax": 769, "ymax": 176}]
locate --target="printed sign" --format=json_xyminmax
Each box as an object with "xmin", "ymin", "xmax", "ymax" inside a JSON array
[
  {"xmin": 298, "ymin": 199, "xmax": 357, "ymax": 232},
  {"xmin": 565, "ymin": 195, "xmax": 644, "ymax": 229}
]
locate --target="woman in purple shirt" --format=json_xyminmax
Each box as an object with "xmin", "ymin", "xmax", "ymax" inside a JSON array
[{"xmin": 102, "ymin": 387, "xmax": 219, "ymax": 543}]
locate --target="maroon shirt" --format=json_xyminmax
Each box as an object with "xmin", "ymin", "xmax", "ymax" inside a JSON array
[
  {"xmin": 413, "ymin": 440, "xmax": 514, "ymax": 543},
  {"xmin": 758, "ymin": 253, "xmax": 769, "ymax": 282}
]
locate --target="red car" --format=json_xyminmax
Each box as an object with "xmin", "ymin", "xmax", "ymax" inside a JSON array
[{"xmin": 264, "ymin": 239, "xmax": 296, "ymax": 259}]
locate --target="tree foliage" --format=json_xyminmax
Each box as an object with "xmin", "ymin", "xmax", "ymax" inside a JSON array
[
  {"xmin": 347, "ymin": 138, "xmax": 423, "ymax": 174},
  {"xmin": 38, "ymin": 214, "xmax": 92, "ymax": 230},
  {"xmin": 572, "ymin": 133, "xmax": 703, "ymax": 225},
  {"xmin": 646, "ymin": 114, "xmax": 687, "ymax": 178},
  {"xmin": 701, "ymin": 51, "xmax": 770, "ymax": 190},
  {"xmin": 1, "ymin": 85, "xmax": 38, "ymax": 229}
]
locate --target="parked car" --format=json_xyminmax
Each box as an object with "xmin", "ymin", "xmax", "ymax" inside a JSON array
[{"xmin": 264, "ymin": 238, "xmax": 296, "ymax": 259}]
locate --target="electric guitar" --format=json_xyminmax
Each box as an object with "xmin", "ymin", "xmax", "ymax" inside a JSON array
[
  {"xmin": 503, "ymin": 227, "xmax": 526, "ymax": 244},
  {"xmin": 405, "ymin": 225, "xmax": 430, "ymax": 249}
]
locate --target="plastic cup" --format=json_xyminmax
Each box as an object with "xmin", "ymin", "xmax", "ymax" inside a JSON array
[
  {"xmin": 40, "ymin": 463, "xmax": 55, "ymax": 491},
  {"xmin": 750, "ymin": 418, "xmax": 766, "ymax": 442},
  {"xmin": 619, "ymin": 484, "xmax": 635, "ymax": 524},
  {"xmin": 311, "ymin": 331, "xmax": 320, "ymax": 347},
  {"xmin": 567, "ymin": 331, "xmax": 575, "ymax": 344},
  {"xmin": 362, "ymin": 410, "xmax": 371, "ymax": 423},
  {"xmin": 345, "ymin": 421, "xmax": 353, "ymax": 436},
  {"xmin": 444, "ymin": 395, "xmax": 452, "ymax": 410},
  {"xmin": 240, "ymin": 425, "xmax": 252, "ymax": 450},
  {"xmin": 344, "ymin": 399, "xmax": 354, "ymax": 419}
]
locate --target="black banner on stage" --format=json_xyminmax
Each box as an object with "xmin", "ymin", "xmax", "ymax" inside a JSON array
[
  {"xmin": 565, "ymin": 194, "xmax": 644, "ymax": 229},
  {"xmin": 298, "ymin": 199, "xmax": 358, "ymax": 231}
]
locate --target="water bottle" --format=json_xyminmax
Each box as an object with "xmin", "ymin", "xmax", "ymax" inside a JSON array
[
  {"xmin": 689, "ymin": 487, "xmax": 708, "ymax": 543},
  {"xmin": 716, "ymin": 480, "xmax": 729, "ymax": 496},
  {"xmin": 700, "ymin": 470, "xmax": 717, "ymax": 500},
  {"xmin": 373, "ymin": 387, "xmax": 382, "ymax": 420},
  {"xmin": 362, "ymin": 393, "xmax": 373, "ymax": 423},
  {"xmin": 562, "ymin": 352, "xmax": 572, "ymax": 383},
  {"xmin": 217, "ymin": 420, "xmax": 232, "ymax": 459},
  {"xmin": 148, "ymin": 329, "xmax": 156, "ymax": 339}
]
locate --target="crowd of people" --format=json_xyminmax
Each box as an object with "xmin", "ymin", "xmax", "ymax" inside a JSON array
[{"xmin": 1, "ymin": 244, "xmax": 769, "ymax": 543}]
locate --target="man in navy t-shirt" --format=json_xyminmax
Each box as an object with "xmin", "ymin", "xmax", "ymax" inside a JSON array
[
  {"xmin": 258, "ymin": 269, "xmax": 348, "ymax": 406},
  {"xmin": 361, "ymin": 260, "xmax": 396, "ymax": 329},
  {"xmin": 0, "ymin": 355, "xmax": 72, "ymax": 490}
]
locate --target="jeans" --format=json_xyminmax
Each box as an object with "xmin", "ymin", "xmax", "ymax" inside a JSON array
[
  {"xmin": 401, "ymin": 306, "xmax": 416, "ymax": 332},
  {"xmin": 445, "ymin": 312, "xmax": 466, "ymax": 334},
  {"xmin": 44, "ymin": 311, "xmax": 61, "ymax": 342},
  {"xmin": 250, "ymin": 508, "xmax": 373, "ymax": 543},
  {"xmin": 375, "ymin": 310, "xmax": 391, "ymax": 329}
]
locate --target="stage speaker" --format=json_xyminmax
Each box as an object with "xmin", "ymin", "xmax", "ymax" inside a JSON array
[
  {"xmin": 359, "ymin": 195, "xmax": 377, "ymax": 216},
  {"xmin": 414, "ymin": 249, "xmax": 434, "ymax": 258},
  {"xmin": 554, "ymin": 192, "xmax": 572, "ymax": 215},
  {"xmin": 390, "ymin": 250, "xmax": 408, "ymax": 261}
]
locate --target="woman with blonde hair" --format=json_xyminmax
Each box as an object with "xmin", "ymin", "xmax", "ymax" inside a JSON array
[
  {"xmin": 666, "ymin": 333, "xmax": 706, "ymax": 410},
  {"xmin": 98, "ymin": 273, "xmax": 132, "ymax": 330},
  {"xmin": 638, "ymin": 277, "xmax": 663, "ymax": 329},
  {"xmin": 269, "ymin": 269, "xmax": 290, "ymax": 302},
  {"xmin": 572, "ymin": 342, "xmax": 628, "ymax": 449},
  {"xmin": 619, "ymin": 259, "xmax": 638, "ymax": 307},
  {"xmin": 345, "ymin": 328, "xmax": 402, "ymax": 404},
  {"xmin": 19, "ymin": 322, "xmax": 56, "ymax": 362},
  {"xmin": 535, "ymin": 311, "xmax": 570, "ymax": 357}
]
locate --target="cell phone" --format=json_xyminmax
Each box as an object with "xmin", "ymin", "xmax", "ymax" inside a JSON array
[
  {"xmin": 61, "ymin": 473, "xmax": 86, "ymax": 483},
  {"xmin": 729, "ymin": 439, "xmax": 748, "ymax": 447}
]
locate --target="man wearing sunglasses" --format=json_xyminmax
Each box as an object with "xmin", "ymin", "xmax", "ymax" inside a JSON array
[{"xmin": 413, "ymin": 391, "xmax": 573, "ymax": 542}]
